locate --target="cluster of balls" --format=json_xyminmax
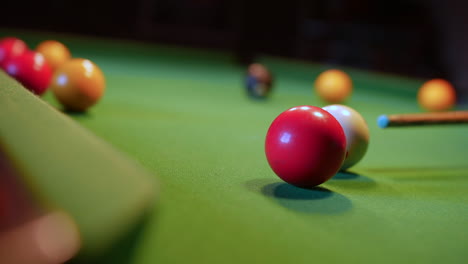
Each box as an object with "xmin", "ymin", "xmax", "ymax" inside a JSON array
[
  {"xmin": 0, "ymin": 37, "xmax": 105, "ymax": 112},
  {"xmin": 265, "ymin": 105, "xmax": 369, "ymax": 188},
  {"xmin": 257, "ymin": 67, "xmax": 367, "ymax": 188},
  {"xmin": 259, "ymin": 63, "xmax": 457, "ymax": 188}
]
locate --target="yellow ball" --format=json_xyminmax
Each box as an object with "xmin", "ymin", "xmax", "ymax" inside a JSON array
[
  {"xmin": 417, "ymin": 79, "xmax": 456, "ymax": 111},
  {"xmin": 50, "ymin": 58, "xmax": 105, "ymax": 112},
  {"xmin": 36, "ymin": 40, "xmax": 72, "ymax": 72},
  {"xmin": 314, "ymin": 69, "xmax": 352, "ymax": 103}
]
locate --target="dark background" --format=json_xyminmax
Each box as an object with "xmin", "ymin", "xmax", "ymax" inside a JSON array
[{"xmin": 1, "ymin": 0, "xmax": 468, "ymax": 100}]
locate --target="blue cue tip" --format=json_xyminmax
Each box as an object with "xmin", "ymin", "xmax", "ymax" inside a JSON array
[{"xmin": 377, "ymin": 115, "xmax": 389, "ymax": 128}]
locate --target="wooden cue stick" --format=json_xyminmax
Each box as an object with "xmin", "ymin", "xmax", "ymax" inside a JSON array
[{"xmin": 377, "ymin": 111, "xmax": 468, "ymax": 128}]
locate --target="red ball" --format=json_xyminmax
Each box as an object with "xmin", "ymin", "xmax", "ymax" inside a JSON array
[
  {"xmin": 265, "ymin": 105, "xmax": 347, "ymax": 188},
  {"xmin": 0, "ymin": 37, "xmax": 28, "ymax": 69},
  {"xmin": 4, "ymin": 51, "xmax": 52, "ymax": 95}
]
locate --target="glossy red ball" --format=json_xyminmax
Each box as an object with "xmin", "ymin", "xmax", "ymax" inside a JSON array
[
  {"xmin": 265, "ymin": 105, "xmax": 346, "ymax": 188},
  {"xmin": 4, "ymin": 51, "xmax": 52, "ymax": 95},
  {"xmin": 0, "ymin": 37, "xmax": 28, "ymax": 69}
]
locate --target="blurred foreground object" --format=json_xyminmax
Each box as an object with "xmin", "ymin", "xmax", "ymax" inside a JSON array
[
  {"xmin": 0, "ymin": 211, "xmax": 80, "ymax": 264},
  {"xmin": 0, "ymin": 69, "xmax": 156, "ymax": 258}
]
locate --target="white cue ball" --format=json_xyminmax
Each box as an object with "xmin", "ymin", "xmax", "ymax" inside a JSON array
[{"xmin": 323, "ymin": 104, "xmax": 370, "ymax": 170}]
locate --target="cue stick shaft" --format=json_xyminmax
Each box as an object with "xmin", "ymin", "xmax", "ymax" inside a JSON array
[{"xmin": 378, "ymin": 111, "xmax": 468, "ymax": 128}]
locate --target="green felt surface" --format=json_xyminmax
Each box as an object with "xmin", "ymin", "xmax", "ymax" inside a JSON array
[{"xmin": 2, "ymin": 29, "xmax": 468, "ymax": 263}]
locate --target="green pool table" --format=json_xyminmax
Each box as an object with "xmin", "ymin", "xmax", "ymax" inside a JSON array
[{"xmin": 1, "ymin": 29, "xmax": 468, "ymax": 264}]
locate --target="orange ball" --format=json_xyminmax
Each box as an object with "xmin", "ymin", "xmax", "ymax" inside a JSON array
[
  {"xmin": 417, "ymin": 79, "xmax": 456, "ymax": 111},
  {"xmin": 50, "ymin": 58, "xmax": 105, "ymax": 112},
  {"xmin": 314, "ymin": 69, "xmax": 352, "ymax": 103},
  {"xmin": 36, "ymin": 40, "xmax": 71, "ymax": 71}
]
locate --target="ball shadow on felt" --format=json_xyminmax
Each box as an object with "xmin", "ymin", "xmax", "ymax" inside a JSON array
[
  {"xmin": 62, "ymin": 108, "xmax": 92, "ymax": 118},
  {"xmin": 258, "ymin": 181, "xmax": 352, "ymax": 214},
  {"xmin": 333, "ymin": 171, "xmax": 360, "ymax": 180},
  {"xmin": 329, "ymin": 171, "xmax": 377, "ymax": 189}
]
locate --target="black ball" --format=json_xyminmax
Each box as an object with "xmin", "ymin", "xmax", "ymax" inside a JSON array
[{"xmin": 245, "ymin": 63, "xmax": 273, "ymax": 99}]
